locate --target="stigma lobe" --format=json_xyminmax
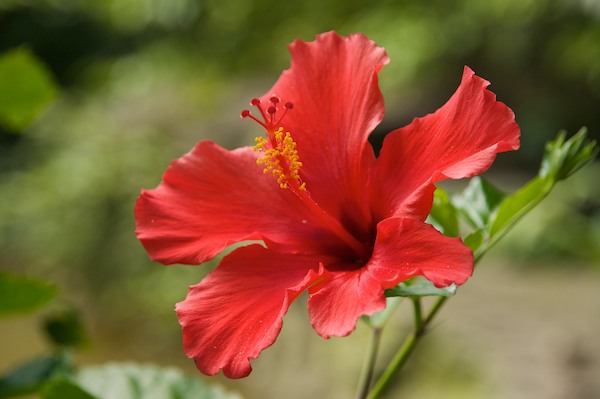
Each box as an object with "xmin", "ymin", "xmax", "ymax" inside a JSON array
[{"xmin": 241, "ymin": 95, "xmax": 294, "ymax": 131}]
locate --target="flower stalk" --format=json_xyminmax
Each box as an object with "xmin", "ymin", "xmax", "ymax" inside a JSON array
[
  {"xmin": 355, "ymin": 326, "xmax": 383, "ymax": 399},
  {"xmin": 365, "ymin": 296, "xmax": 445, "ymax": 399}
]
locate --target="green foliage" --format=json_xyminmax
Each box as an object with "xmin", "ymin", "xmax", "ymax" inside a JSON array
[
  {"xmin": 385, "ymin": 279, "xmax": 457, "ymax": 298},
  {"xmin": 75, "ymin": 363, "xmax": 242, "ymax": 399},
  {"xmin": 44, "ymin": 309, "xmax": 89, "ymax": 348},
  {"xmin": 0, "ymin": 354, "xmax": 70, "ymax": 398},
  {"xmin": 41, "ymin": 379, "xmax": 98, "ymax": 399},
  {"xmin": 0, "ymin": 360, "xmax": 242, "ymax": 399},
  {"xmin": 0, "ymin": 272, "xmax": 57, "ymax": 316},
  {"xmin": 453, "ymin": 177, "xmax": 506, "ymax": 231},
  {"xmin": 0, "ymin": 48, "xmax": 58, "ymax": 131},
  {"xmin": 428, "ymin": 189, "xmax": 459, "ymax": 237},
  {"xmin": 540, "ymin": 129, "xmax": 599, "ymax": 181},
  {"xmin": 488, "ymin": 177, "xmax": 549, "ymax": 240},
  {"xmin": 458, "ymin": 129, "xmax": 596, "ymax": 257},
  {"xmin": 489, "ymin": 129, "xmax": 597, "ymax": 243},
  {"xmin": 478, "ymin": 130, "xmax": 599, "ymax": 261},
  {"xmin": 41, "ymin": 363, "xmax": 246, "ymax": 399},
  {"xmin": 494, "ymin": 161, "xmax": 600, "ymax": 262}
]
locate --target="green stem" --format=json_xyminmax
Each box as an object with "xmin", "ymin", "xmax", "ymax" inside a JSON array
[
  {"xmin": 366, "ymin": 296, "xmax": 448, "ymax": 399},
  {"xmin": 355, "ymin": 326, "xmax": 383, "ymax": 399},
  {"xmin": 412, "ymin": 298, "xmax": 423, "ymax": 332}
]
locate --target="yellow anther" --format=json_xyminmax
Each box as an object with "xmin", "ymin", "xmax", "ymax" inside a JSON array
[
  {"xmin": 253, "ymin": 136, "xmax": 268, "ymax": 152},
  {"xmin": 253, "ymin": 127, "xmax": 305, "ymax": 191}
]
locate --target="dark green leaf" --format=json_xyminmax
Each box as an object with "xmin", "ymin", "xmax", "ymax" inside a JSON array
[
  {"xmin": 428, "ymin": 188, "xmax": 460, "ymax": 236},
  {"xmin": 75, "ymin": 363, "xmax": 243, "ymax": 399},
  {"xmin": 0, "ymin": 272, "xmax": 57, "ymax": 316},
  {"xmin": 385, "ymin": 279, "xmax": 456, "ymax": 298},
  {"xmin": 453, "ymin": 177, "xmax": 506, "ymax": 231},
  {"xmin": 0, "ymin": 48, "xmax": 58, "ymax": 131},
  {"xmin": 44, "ymin": 309, "xmax": 88, "ymax": 348},
  {"xmin": 41, "ymin": 379, "xmax": 98, "ymax": 399},
  {"xmin": 0, "ymin": 355, "xmax": 68, "ymax": 398}
]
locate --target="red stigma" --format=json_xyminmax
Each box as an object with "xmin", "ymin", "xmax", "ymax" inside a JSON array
[{"xmin": 241, "ymin": 95, "xmax": 294, "ymax": 130}]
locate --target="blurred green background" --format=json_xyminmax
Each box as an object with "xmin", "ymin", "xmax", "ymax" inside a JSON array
[{"xmin": 1, "ymin": 0, "xmax": 599, "ymax": 398}]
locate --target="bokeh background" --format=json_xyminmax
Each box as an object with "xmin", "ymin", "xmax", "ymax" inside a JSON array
[{"xmin": 1, "ymin": 0, "xmax": 599, "ymax": 398}]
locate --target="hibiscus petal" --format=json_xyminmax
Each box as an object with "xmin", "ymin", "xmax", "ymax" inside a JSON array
[
  {"xmin": 372, "ymin": 66, "xmax": 521, "ymax": 220},
  {"xmin": 263, "ymin": 31, "xmax": 390, "ymax": 237},
  {"xmin": 135, "ymin": 141, "xmax": 341, "ymax": 265},
  {"xmin": 308, "ymin": 268, "xmax": 387, "ymax": 339},
  {"xmin": 307, "ymin": 217, "xmax": 472, "ymax": 338},
  {"xmin": 176, "ymin": 244, "xmax": 325, "ymax": 378},
  {"xmin": 368, "ymin": 217, "xmax": 473, "ymax": 288}
]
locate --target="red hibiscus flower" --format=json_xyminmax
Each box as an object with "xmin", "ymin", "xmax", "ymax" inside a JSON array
[{"xmin": 135, "ymin": 32, "xmax": 520, "ymax": 378}]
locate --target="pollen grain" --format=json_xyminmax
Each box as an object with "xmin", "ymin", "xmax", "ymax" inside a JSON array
[{"xmin": 253, "ymin": 127, "xmax": 305, "ymax": 191}]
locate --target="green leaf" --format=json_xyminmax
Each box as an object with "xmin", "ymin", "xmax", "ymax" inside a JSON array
[
  {"xmin": 490, "ymin": 129, "xmax": 597, "ymax": 239},
  {"xmin": 44, "ymin": 309, "xmax": 89, "ymax": 348},
  {"xmin": 463, "ymin": 230, "xmax": 484, "ymax": 253},
  {"xmin": 41, "ymin": 379, "xmax": 98, "ymax": 399},
  {"xmin": 428, "ymin": 188, "xmax": 460, "ymax": 236},
  {"xmin": 0, "ymin": 47, "xmax": 58, "ymax": 131},
  {"xmin": 0, "ymin": 272, "xmax": 58, "ymax": 316},
  {"xmin": 462, "ymin": 129, "xmax": 599, "ymax": 260},
  {"xmin": 75, "ymin": 363, "xmax": 243, "ymax": 399},
  {"xmin": 489, "ymin": 176, "xmax": 551, "ymax": 237},
  {"xmin": 540, "ymin": 128, "xmax": 599, "ymax": 181},
  {"xmin": 453, "ymin": 177, "xmax": 506, "ymax": 231},
  {"xmin": 385, "ymin": 279, "xmax": 457, "ymax": 298},
  {"xmin": 0, "ymin": 355, "xmax": 69, "ymax": 398}
]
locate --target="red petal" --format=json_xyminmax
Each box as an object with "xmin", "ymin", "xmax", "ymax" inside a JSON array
[
  {"xmin": 369, "ymin": 217, "xmax": 473, "ymax": 288},
  {"xmin": 308, "ymin": 267, "xmax": 386, "ymax": 339},
  {"xmin": 371, "ymin": 66, "xmax": 520, "ymax": 220},
  {"xmin": 307, "ymin": 217, "xmax": 472, "ymax": 338},
  {"xmin": 135, "ymin": 141, "xmax": 342, "ymax": 265},
  {"xmin": 264, "ymin": 32, "xmax": 390, "ymax": 238},
  {"xmin": 176, "ymin": 245, "xmax": 325, "ymax": 378}
]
